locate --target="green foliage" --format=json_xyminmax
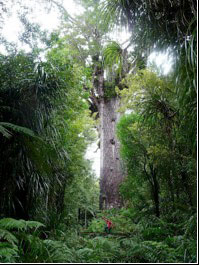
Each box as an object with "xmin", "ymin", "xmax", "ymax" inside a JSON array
[
  {"xmin": 103, "ymin": 81, "xmax": 117, "ymax": 99},
  {"xmin": 102, "ymin": 0, "xmax": 197, "ymax": 155},
  {"xmin": 0, "ymin": 49, "xmax": 97, "ymax": 228},
  {"xmin": 0, "ymin": 122, "xmax": 38, "ymax": 139},
  {"xmin": 21, "ymin": 238, "xmax": 76, "ymax": 263},
  {"xmin": 0, "ymin": 218, "xmax": 44, "ymax": 231},
  {"xmin": 40, "ymin": 45, "xmax": 99, "ymax": 229},
  {"xmin": 117, "ymin": 69, "xmax": 196, "ymax": 218},
  {"xmin": 0, "ymin": 53, "xmax": 60, "ymax": 218},
  {"xmin": 101, "ymin": 0, "xmax": 196, "ymax": 53},
  {"xmin": 0, "ymin": 1, "xmax": 197, "ymax": 263},
  {"xmin": 0, "ymin": 218, "xmax": 44, "ymax": 263},
  {"xmin": 69, "ymin": 209, "xmax": 197, "ymax": 263},
  {"xmin": 103, "ymin": 41, "xmax": 123, "ymax": 76},
  {"xmin": 174, "ymin": 44, "xmax": 197, "ymax": 153}
]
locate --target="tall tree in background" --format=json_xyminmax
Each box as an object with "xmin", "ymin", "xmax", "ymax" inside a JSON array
[
  {"xmin": 98, "ymin": 42, "xmax": 129, "ymax": 209},
  {"xmin": 51, "ymin": 0, "xmax": 136, "ymax": 209}
]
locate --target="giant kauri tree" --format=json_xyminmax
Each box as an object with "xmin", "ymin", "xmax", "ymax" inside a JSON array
[{"xmin": 52, "ymin": 0, "xmax": 135, "ymax": 209}]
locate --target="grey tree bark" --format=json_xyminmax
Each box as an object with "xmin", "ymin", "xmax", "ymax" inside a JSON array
[
  {"xmin": 89, "ymin": 45, "xmax": 131, "ymax": 210},
  {"xmin": 99, "ymin": 96, "xmax": 124, "ymax": 209},
  {"xmin": 90, "ymin": 52, "xmax": 127, "ymax": 210}
]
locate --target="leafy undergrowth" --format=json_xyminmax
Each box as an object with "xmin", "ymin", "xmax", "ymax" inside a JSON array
[
  {"xmin": 76, "ymin": 208, "xmax": 197, "ymax": 263},
  {"xmin": 0, "ymin": 209, "xmax": 197, "ymax": 263}
]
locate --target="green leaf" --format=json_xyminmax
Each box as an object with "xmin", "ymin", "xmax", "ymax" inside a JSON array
[{"xmin": 0, "ymin": 122, "xmax": 38, "ymax": 139}]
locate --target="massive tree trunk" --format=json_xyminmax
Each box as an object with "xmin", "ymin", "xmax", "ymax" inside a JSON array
[
  {"xmin": 99, "ymin": 96, "xmax": 124, "ymax": 209},
  {"xmin": 91, "ymin": 53, "xmax": 126, "ymax": 210}
]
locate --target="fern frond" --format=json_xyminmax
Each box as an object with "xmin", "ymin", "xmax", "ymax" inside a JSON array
[
  {"xmin": 0, "ymin": 243, "xmax": 19, "ymax": 263},
  {"xmin": 0, "ymin": 229, "xmax": 18, "ymax": 245},
  {"xmin": 25, "ymin": 220, "xmax": 45, "ymax": 230},
  {"xmin": 0, "ymin": 218, "xmax": 45, "ymax": 231},
  {"xmin": 42, "ymin": 239, "xmax": 74, "ymax": 263},
  {"xmin": 0, "ymin": 218, "xmax": 26, "ymax": 230}
]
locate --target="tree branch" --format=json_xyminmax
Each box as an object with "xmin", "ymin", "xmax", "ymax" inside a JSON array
[{"xmin": 50, "ymin": 0, "xmax": 77, "ymax": 24}]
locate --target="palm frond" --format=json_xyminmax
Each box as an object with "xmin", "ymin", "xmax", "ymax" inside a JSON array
[
  {"xmin": 0, "ymin": 124, "xmax": 12, "ymax": 138},
  {"xmin": 0, "ymin": 122, "xmax": 38, "ymax": 138},
  {"xmin": 101, "ymin": 0, "xmax": 196, "ymax": 51}
]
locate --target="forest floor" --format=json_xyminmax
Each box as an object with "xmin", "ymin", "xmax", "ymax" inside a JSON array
[
  {"xmin": 0, "ymin": 208, "xmax": 196, "ymax": 263},
  {"xmin": 62, "ymin": 208, "xmax": 197, "ymax": 263}
]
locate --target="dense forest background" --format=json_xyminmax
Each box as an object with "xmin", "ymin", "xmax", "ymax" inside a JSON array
[{"xmin": 0, "ymin": 0, "xmax": 197, "ymax": 263}]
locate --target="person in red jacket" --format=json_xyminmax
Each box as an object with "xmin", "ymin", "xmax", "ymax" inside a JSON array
[{"xmin": 102, "ymin": 217, "xmax": 113, "ymax": 234}]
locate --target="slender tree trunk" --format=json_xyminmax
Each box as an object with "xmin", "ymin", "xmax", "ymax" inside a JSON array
[
  {"xmin": 99, "ymin": 96, "xmax": 124, "ymax": 209},
  {"xmin": 152, "ymin": 175, "xmax": 160, "ymax": 218},
  {"xmin": 146, "ymin": 163, "xmax": 160, "ymax": 218},
  {"xmin": 180, "ymin": 170, "xmax": 193, "ymax": 207},
  {"xmin": 168, "ymin": 170, "xmax": 175, "ymax": 210},
  {"xmin": 84, "ymin": 210, "xmax": 87, "ymax": 228}
]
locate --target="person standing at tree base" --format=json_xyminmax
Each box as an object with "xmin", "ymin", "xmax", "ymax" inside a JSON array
[{"xmin": 102, "ymin": 217, "xmax": 113, "ymax": 234}]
